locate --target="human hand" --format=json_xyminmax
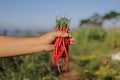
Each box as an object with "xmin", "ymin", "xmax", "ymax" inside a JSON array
[
  {"xmin": 39, "ymin": 29, "xmax": 75, "ymax": 51},
  {"xmin": 0, "ymin": 29, "xmax": 75, "ymax": 57}
]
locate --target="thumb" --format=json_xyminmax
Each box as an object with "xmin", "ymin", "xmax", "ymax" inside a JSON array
[{"xmin": 53, "ymin": 31, "xmax": 69, "ymax": 38}]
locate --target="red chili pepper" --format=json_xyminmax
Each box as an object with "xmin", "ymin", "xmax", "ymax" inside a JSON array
[{"xmin": 52, "ymin": 16, "xmax": 71, "ymax": 74}]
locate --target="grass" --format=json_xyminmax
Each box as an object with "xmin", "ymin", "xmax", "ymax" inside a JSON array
[{"xmin": 1, "ymin": 26, "xmax": 120, "ymax": 80}]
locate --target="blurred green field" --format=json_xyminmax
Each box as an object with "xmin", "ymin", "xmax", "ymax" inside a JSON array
[{"xmin": 1, "ymin": 26, "xmax": 120, "ymax": 80}]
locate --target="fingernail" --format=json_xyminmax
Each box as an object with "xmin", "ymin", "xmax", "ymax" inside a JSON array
[{"xmin": 63, "ymin": 33, "xmax": 69, "ymax": 37}]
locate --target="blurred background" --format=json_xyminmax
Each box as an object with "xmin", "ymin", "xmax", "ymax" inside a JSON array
[{"xmin": 0, "ymin": 0, "xmax": 120, "ymax": 80}]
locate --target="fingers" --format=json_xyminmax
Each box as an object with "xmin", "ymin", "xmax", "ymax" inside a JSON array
[
  {"xmin": 70, "ymin": 38, "xmax": 75, "ymax": 44},
  {"xmin": 53, "ymin": 31, "xmax": 69, "ymax": 38},
  {"xmin": 70, "ymin": 42, "xmax": 74, "ymax": 44},
  {"xmin": 52, "ymin": 29, "xmax": 75, "ymax": 44},
  {"xmin": 68, "ymin": 32, "xmax": 75, "ymax": 44},
  {"xmin": 68, "ymin": 33, "xmax": 72, "ymax": 38},
  {"xmin": 70, "ymin": 38, "xmax": 75, "ymax": 42}
]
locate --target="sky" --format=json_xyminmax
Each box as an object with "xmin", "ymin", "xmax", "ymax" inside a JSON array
[{"xmin": 0, "ymin": 0, "xmax": 120, "ymax": 32}]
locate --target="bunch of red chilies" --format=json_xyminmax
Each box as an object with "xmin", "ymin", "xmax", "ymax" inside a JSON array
[{"xmin": 52, "ymin": 16, "xmax": 70, "ymax": 74}]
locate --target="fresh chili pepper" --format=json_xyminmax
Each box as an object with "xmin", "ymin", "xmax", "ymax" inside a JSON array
[{"xmin": 52, "ymin": 16, "xmax": 71, "ymax": 74}]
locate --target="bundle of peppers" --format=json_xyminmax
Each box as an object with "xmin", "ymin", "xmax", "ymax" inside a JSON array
[{"xmin": 52, "ymin": 16, "xmax": 71, "ymax": 74}]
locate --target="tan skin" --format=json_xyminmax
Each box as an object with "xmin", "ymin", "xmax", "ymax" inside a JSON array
[{"xmin": 0, "ymin": 30, "xmax": 74, "ymax": 57}]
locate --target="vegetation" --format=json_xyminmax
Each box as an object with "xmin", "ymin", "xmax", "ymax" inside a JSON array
[
  {"xmin": 1, "ymin": 26, "xmax": 120, "ymax": 80},
  {"xmin": 80, "ymin": 11, "xmax": 120, "ymax": 27},
  {"xmin": 0, "ymin": 11, "xmax": 120, "ymax": 80}
]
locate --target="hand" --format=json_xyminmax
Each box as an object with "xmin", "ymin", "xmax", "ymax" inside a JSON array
[
  {"xmin": 39, "ymin": 29, "xmax": 75, "ymax": 51},
  {"xmin": 0, "ymin": 29, "xmax": 74, "ymax": 57}
]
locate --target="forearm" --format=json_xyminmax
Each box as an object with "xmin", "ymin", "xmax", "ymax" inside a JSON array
[{"xmin": 0, "ymin": 36, "xmax": 45, "ymax": 57}]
